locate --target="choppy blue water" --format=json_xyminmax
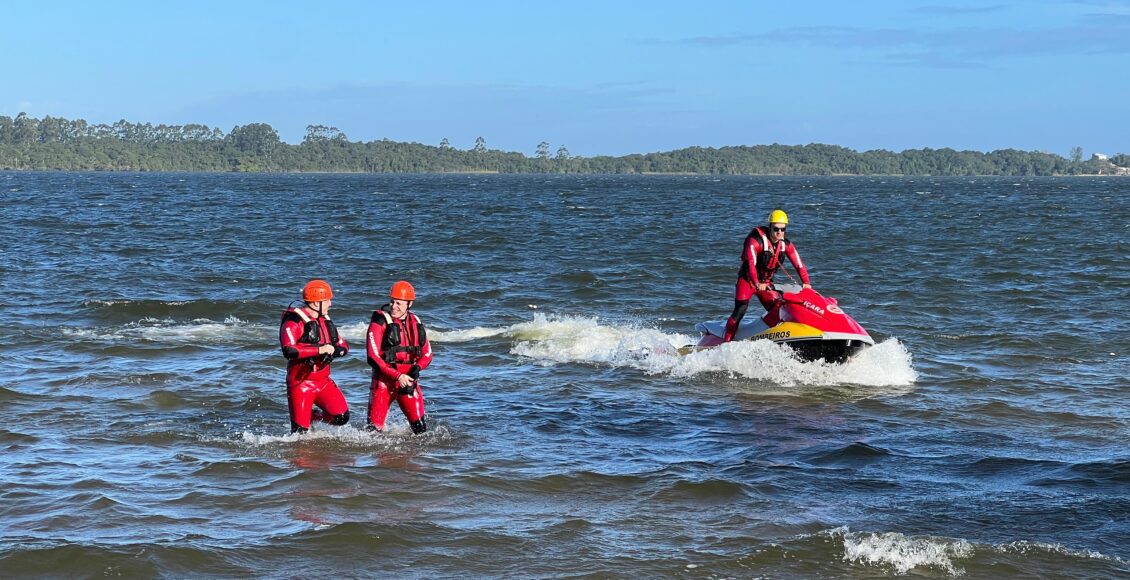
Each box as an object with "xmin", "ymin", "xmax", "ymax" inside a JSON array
[{"xmin": 1, "ymin": 172, "xmax": 1128, "ymax": 577}]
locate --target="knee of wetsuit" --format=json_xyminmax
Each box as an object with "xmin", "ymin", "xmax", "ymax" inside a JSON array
[
  {"xmin": 410, "ymin": 417, "xmax": 428, "ymax": 435},
  {"xmin": 329, "ymin": 410, "xmax": 351, "ymax": 426},
  {"xmin": 731, "ymin": 300, "xmax": 749, "ymax": 320},
  {"xmin": 291, "ymin": 423, "xmax": 309, "ymax": 435}
]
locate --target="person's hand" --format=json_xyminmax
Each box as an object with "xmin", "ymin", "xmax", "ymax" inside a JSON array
[
  {"xmin": 318, "ymin": 344, "xmax": 335, "ymax": 355},
  {"xmin": 756, "ymin": 283, "xmax": 770, "ymax": 292},
  {"xmin": 397, "ymin": 373, "xmax": 414, "ymax": 390},
  {"xmin": 802, "ymin": 283, "xmax": 812, "ymax": 290}
]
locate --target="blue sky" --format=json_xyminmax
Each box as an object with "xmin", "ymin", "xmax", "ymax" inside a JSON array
[{"xmin": 2, "ymin": 1, "xmax": 1128, "ymax": 156}]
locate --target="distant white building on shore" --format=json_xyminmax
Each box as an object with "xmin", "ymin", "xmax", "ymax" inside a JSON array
[{"xmin": 1092, "ymin": 153, "xmax": 1109, "ymax": 161}]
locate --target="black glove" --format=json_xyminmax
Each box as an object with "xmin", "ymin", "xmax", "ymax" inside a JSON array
[
  {"xmin": 333, "ymin": 345, "xmax": 347, "ymax": 358},
  {"xmin": 399, "ymin": 364, "xmax": 421, "ymax": 396}
]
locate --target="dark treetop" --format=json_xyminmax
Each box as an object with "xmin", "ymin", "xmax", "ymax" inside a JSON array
[{"xmin": 1, "ymin": 113, "xmax": 1126, "ymax": 175}]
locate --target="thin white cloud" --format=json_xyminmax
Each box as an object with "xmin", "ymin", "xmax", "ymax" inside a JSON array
[
  {"xmin": 910, "ymin": 5, "xmax": 1009, "ymax": 15},
  {"xmin": 670, "ymin": 16, "xmax": 1130, "ymax": 68}
]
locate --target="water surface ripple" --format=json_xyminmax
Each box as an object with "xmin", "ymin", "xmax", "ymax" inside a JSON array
[{"xmin": 1, "ymin": 173, "xmax": 1127, "ymax": 577}]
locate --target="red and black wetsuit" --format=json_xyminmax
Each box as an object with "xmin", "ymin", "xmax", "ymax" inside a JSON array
[
  {"xmin": 366, "ymin": 304, "xmax": 433, "ymax": 434},
  {"xmin": 723, "ymin": 225, "xmax": 811, "ymax": 341},
  {"xmin": 279, "ymin": 306, "xmax": 350, "ymax": 433}
]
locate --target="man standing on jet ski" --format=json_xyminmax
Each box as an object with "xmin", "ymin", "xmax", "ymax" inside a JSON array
[{"xmin": 723, "ymin": 209, "xmax": 812, "ymax": 342}]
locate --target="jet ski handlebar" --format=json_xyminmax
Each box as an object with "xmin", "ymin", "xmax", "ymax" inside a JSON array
[{"xmin": 771, "ymin": 283, "xmax": 807, "ymax": 304}]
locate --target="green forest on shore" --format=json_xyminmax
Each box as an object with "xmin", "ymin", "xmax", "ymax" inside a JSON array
[{"xmin": 1, "ymin": 113, "xmax": 1127, "ymax": 176}]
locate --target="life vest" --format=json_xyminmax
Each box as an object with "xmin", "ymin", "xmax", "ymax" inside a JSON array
[
  {"xmin": 740, "ymin": 226, "xmax": 791, "ymax": 283},
  {"xmin": 281, "ymin": 306, "xmax": 340, "ymax": 363},
  {"xmin": 371, "ymin": 304, "xmax": 427, "ymax": 365}
]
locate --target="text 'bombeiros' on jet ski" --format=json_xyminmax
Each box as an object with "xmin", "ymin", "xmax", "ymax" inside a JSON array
[{"xmin": 687, "ymin": 283, "xmax": 874, "ymax": 363}]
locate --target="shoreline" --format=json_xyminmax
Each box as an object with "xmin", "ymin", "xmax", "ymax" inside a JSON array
[{"xmin": 1, "ymin": 168, "xmax": 1126, "ymax": 177}]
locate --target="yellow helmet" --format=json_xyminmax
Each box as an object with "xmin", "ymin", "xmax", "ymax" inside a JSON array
[{"xmin": 768, "ymin": 209, "xmax": 789, "ymax": 225}]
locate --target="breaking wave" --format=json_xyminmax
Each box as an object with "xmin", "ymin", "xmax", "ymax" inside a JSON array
[
  {"xmin": 835, "ymin": 528, "xmax": 974, "ymax": 575},
  {"xmin": 820, "ymin": 527, "xmax": 1129, "ymax": 576}
]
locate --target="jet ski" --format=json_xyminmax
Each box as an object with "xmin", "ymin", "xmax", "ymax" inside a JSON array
[{"xmin": 692, "ymin": 284, "xmax": 874, "ymax": 363}]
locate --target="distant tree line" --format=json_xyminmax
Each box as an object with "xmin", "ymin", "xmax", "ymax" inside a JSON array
[{"xmin": 0, "ymin": 113, "xmax": 1125, "ymax": 176}]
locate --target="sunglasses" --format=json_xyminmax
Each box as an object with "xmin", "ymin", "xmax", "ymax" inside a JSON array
[{"xmin": 771, "ymin": 226, "xmax": 787, "ymax": 233}]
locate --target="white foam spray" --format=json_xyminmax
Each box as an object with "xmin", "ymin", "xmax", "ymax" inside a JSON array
[
  {"xmin": 835, "ymin": 527, "xmax": 975, "ymax": 575},
  {"xmin": 824, "ymin": 528, "xmax": 1128, "ymax": 575},
  {"xmin": 449, "ymin": 314, "xmax": 917, "ymax": 387},
  {"xmin": 236, "ymin": 424, "xmax": 433, "ymax": 447}
]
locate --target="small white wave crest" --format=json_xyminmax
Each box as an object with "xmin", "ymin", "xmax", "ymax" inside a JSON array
[
  {"xmin": 336, "ymin": 321, "xmax": 368, "ymax": 343},
  {"xmin": 63, "ymin": 316, "xmax": 269, "ymax": 343},
  {"xmin": 824, "ymin": 528, "xmax": 1128, "ymax": 575},
  {"xmin": 997, "ymin": 540, "xmax": 1128, "ymax": 565},
  {"xmin": 81, "ymin": 299, "xmax": 188, "ymax": 307},
  {"xmin": 337, "ymin": 321, "xmax": 510, "ymax": 344},
  {"xmin": 835, "ymin": 527, "xmax": 974, "ymax": 575},
  {"xmin": 429, "ymin": 326, "xmax": 510, "ymax": 343}
]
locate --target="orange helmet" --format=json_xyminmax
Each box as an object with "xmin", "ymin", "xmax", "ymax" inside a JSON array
[
  {"xmin": 302, "ymin": 279, "xmax": 334, "ymax": 302},
  {"xmin": 390, "ymin": 280, "xmax": 416, "ymax": 301}
]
